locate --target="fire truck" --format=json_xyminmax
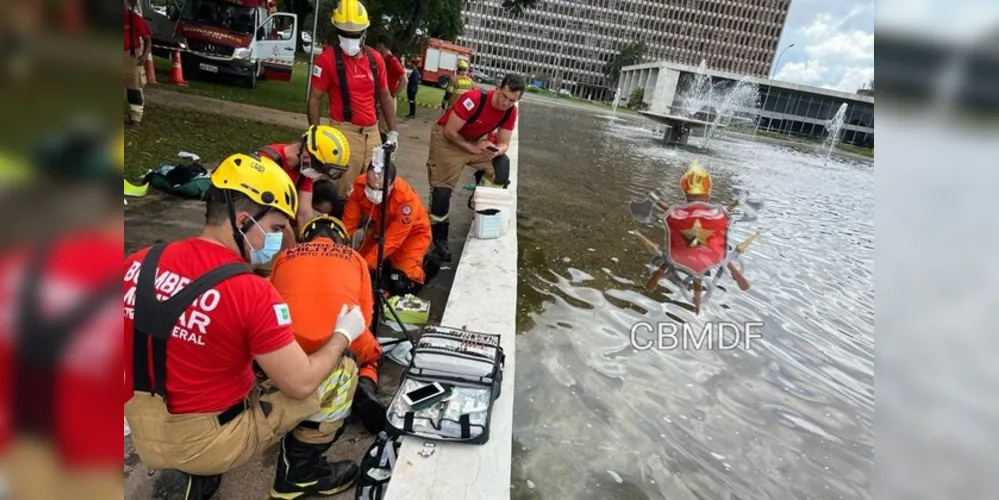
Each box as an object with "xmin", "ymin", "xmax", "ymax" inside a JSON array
[
  {"xmin": 418, "ymin": 38, "xmax": 474, "ymax": 89},
  {"xmin": 140, "ymin": 0, "xmax": 297, "ymax": 89}
]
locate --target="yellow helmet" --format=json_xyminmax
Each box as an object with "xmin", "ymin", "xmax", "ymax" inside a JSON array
[
  {"xmin": 211, "ymin": 153, "xmax": 298, "ymax": 219},
  {"xmin": 299, "ymin": 214, "xmax": 349, "ymax": 244},
  {"xmin": 303, "ymin": 125, "xmax": 350, "ymax": 178},
  {"xmin": 680, "ymin": 160, "xmax": 712, "ymax": 197},
  {"xmin": 457, "ymin": 59, "xmax": 469, "ymax": 71},
  {"xmin": 331, "ymin": 0, "xmax": 370, "ymax": 32}
]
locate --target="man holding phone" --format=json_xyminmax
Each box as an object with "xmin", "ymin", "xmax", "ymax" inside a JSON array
[{"xmin": 426, "ymin": 74, "xmax": 525, "ymax": 262}]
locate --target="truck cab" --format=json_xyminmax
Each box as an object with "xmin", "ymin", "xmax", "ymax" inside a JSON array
[
  {"xmin": 420, "ymin": 38, "xmax": 474, "ymax": 90},
  {"xmin": 140, "ymin": 0, "xmax": 297, "ymax": 88}
]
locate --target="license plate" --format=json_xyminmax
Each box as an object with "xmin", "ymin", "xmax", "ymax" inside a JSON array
[{"xmin": 199, "ymin": 63, "xmax": 218, "ymax": 73}]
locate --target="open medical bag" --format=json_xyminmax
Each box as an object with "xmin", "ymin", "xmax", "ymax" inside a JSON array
[{"xmin": 386, "ymin": 325, "xmax": 505, "ymax": 445}]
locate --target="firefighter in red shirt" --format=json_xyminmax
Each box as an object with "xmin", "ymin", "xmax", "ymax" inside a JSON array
[
  {"xmin": 123, "ymin": 153, "xmax": 367, "ymax": 499},
  {"xmin": 343, "ymin": 148, "xmax": 434, "ymax": 295},
  {"xmin": 427, "ymin": 74, "xmax": 525, "ymax": 261},
  {"xmin": 376, "ymin": 40, "xmax": 408, "ymax": 143},
  {"xmin": 308, "ymin": 0, "xmax": 398, "ymax": 201},
  {"xmin": 124, "ymin": 0, "xmax": 152, "ymax": 124}
]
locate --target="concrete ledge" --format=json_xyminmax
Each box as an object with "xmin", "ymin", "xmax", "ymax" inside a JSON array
[{"xmin": 383, "ymin": 125, "xmax": 519, "ymax": 500}]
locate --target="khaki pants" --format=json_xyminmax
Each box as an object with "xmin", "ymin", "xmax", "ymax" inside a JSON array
[
  {"xmin": 3, "ymin": 438, "xmax": 121, "ymax": 500},
  {"xmin": 427, "ymin": 124, "xmax": 500, "ymax": 189},
  {"xmin": 124, "ymin": 42, "xmax": 147, "ymax": 123},
  {"xmin": 377, "ymin": 98, "xmax": 397, "ymax": 136},
  {"xmin": 125, "ymin": 357, "xmax": 358, "ymax": 476},
  {"xmin": 329, "ymin": 121, "xmax": 382, "ymax": 199}
]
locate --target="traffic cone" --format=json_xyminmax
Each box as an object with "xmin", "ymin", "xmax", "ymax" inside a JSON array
[
  {"xmin": 144, "ymin": 53, "xmax": 157, "ymax": 85},
  {"xmin": 170, "ymin": 49, "xmax": 188, "ymax": 87}
]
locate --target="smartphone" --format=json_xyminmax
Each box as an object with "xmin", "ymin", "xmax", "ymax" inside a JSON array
[
  {"xmin": 486, "ymin": 146, "xmax": 499, "ymax": 152},
  {"xmin": 404, "ymin": 382, "xmax": 452, "ymax": 410}
]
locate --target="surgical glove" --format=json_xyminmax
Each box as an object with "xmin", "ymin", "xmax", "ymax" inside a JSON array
[
  {"xmin": 333, "ymin": 305, "xmax": 366, "ymax": 343},
  {"xmin": 385, "ymin": 130, "xmax": 399, "ymax": 147}
]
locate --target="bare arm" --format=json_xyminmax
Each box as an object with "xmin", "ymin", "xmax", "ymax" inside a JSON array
[
  {"xmin": 378, "ymin": 86, "xmax": 397, "ymax": 132},
  {"xmin": 297, "ymin": 190, "xmax": 315, "ymax": 228},
  {"xmin": 494, "ymin": 128, "xmax": 513, "ymax": 156},
  {"xmin": 394, "ymin": 74, "xmax": 408, "ymax": 97},
  {"xmin": 444, "ymin": 112, "xmax": 483, "ymax": 154},
  {"xmin": 255, "ymin": 333, "xmax": 350, "ymax": 400},
  {"xmin": 308, "ymin": 87, "xmax": 325, "ymax": 126}
]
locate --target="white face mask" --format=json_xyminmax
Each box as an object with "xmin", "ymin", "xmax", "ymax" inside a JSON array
[
  {"xmin": 339, "ymin": 36, "xmax": 362, "ymax": 56},
  {"xmin": 301, "ymin": 167, "xmax": 322, "ymax": 180},
  {"xmin": 365, "ymin": 186, "xmax": 383, "ymax": 205}
]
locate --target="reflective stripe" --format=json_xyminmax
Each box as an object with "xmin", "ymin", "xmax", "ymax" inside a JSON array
[
  {"xmin": 306, "ymin": 366, "xmax": 355, "ymax": 423},
  {"xmin": 430, "ymin": 214, "xmax": 448, "ymax": 223}
]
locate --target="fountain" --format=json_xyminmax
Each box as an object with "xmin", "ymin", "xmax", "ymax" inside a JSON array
[
  {"xmin": 612, "ymin": 87, "xmax": 621, "ymax": 115},
  {"xmin": 822, "ymin": 103, "xmax": 848, "ymax": 165},
  {"xmin": 639, "ymin": 59, "xmax": 759, "ymax": 147}
]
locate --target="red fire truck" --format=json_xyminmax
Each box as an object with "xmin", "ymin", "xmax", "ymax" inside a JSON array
[{"xmin": 418, "ymin": 38, "xmax": 474, "ymax": 89}]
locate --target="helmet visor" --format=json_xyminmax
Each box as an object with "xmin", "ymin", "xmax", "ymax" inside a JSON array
[{"xmin": 303, "ymin": 151, "xmax": 348, "ymax": 180}]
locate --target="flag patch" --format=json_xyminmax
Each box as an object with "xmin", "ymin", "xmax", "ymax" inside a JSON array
[
  {"xmin": 462, "ymin": 97, "xmax": 475, "ymax": 111},
  {"xmin": 274, "ymin": 304, "xmax": 292, "ymax": 326},
  {"xmin": 313, "ymin": 65, "xmax": 323, "ymax": 78}
]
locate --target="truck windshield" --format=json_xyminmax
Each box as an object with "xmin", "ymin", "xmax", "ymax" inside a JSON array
[{"xmin": 181, "ymin": 0, "xmax": 257, "ymax": 35}]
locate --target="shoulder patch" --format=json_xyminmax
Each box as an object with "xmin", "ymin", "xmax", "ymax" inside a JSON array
[
  {"xmin": 273, "ymin": 303, "xmax": 292, "ymax": 326},
  {"xmin": 462, "ymin": 97, "xmax": 475, "ymax": 111},
  {"xmin": 401, "ymin": 204, "xmax": 412, "ymax": 215},
  {"xmin": 313, "ymin": 65, "xmax": 323, "ymax": 78}
]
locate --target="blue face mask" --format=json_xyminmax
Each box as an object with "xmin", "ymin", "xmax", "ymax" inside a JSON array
[{"xmin": 242, "ymin": 217, "xmax": 283, "ymax": 265}]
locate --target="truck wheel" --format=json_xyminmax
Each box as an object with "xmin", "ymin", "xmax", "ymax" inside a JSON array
[
  {"xmin": 243, "ymin": 71, "xmax": 257, "ymax": 89},
  {"xmin": 437, "ymin": 76, "xmax": 451, "ymax": 89}
]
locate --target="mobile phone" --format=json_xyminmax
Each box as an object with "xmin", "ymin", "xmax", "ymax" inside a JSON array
[
  {"xmin": 404, "ymin": 382, "xmax": 451, "ymax": 410},
  {"xmin": 486, "ymin": 146, "xmax": 499, "ymax": 152}
]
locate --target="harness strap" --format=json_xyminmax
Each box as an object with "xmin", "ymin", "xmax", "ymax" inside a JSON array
[
  {"xmin": 14, "ymin": 241, "xmax": 120, "ymax": 434},
  {"xmin": 463, "ymin": 91, "xmax": 515, "ymax": 142},
  {"xmin": 333, "ymin": 48, "xmax": 379, "ymax": 124},
  {"xmin": 132, "ymin": 243, "xmax": 251, "ymax": 401}
]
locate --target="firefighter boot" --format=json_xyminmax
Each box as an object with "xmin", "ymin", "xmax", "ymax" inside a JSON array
[
  {"xmin": 431, "ymin": 222, "xmax": 452, "ymax": 262},
  {"xmin": 152, "ymin": 470, "xmax": 222, "ymax": 500},
  {"xmin": 270, "ymin": 432, "xmax": 359, "ymax": 499}
]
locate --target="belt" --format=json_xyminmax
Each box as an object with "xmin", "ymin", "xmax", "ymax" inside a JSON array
[
  {"xmin": 217, "ymin": 399, "xmax": 250, "ymax": 426},
  {"xmin": 330, "ymin": 121, "xmax": 378, "ymax": 135}
]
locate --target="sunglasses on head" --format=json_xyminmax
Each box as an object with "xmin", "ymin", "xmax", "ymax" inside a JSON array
[{"xmin": 337, "ymin": 31, "xmax": 364, "ymax": 40}]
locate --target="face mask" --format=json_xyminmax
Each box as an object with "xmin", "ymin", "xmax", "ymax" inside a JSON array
[
  {"xmin": 339, "ymin": 36, "xmax": 362, "ymax": 56},
  {"xmin": 301, "ymin": 166, "xmax": 322, "ymax": 180},
  {"xmin": 241, "ymin": 217, "xmax": 283, "ymax": 264},
  {"xmin": 365, "ymin": 187, "xmax": 383, "ymax": 205}
]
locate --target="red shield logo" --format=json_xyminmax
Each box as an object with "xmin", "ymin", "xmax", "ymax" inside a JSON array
[{"xmin": 663, "ymin": 202, "xmax": 729, "ymax": 276}]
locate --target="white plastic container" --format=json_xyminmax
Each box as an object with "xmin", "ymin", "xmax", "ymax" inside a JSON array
[{"xmin": 471, "ymin": 186, "xmax": 513, "ymax": 239}]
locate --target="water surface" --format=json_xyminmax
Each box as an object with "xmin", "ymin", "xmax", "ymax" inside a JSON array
[{"xmin": 511, "ymin": 100, "xmax": 874, "ymax": 500}]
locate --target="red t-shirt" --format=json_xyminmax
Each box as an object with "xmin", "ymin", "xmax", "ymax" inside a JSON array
[
  {"xmin": 122, "ymin": 238, "xmax": 295, "ymax": 414},
  {"xmin": 124, "ymin": 11, "xmax": 150, "ymax": 52},
  {"xmin": 312, "ymin": 47, "xmax": 389, "ymax": 127},
  {"xmin": 258, "ymin": 143, "xmax": 313, "ymax": 193},
  {"xmin": 385, "ymin": 53, "xmax": 406, "ymax": 95},
  {"xmin": 0, "ymin": 232, "xmax": 123, "ymax": 467},
  {"xmin": 437, "ymin": 89, "xmax": 518, "ymax": 141}
]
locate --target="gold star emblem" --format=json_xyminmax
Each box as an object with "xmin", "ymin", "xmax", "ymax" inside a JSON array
[{"xmin": 681, "ymin": 219, "xmax": 715, "ymax": 247}]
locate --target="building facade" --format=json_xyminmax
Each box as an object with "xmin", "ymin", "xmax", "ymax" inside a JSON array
[
  {"xmin": 620, "ymin": 61, "xmax": 875, "ymax": 147},
  {"xmin": 460, "ymin": 0, "xmax": 793, "ymax": 101}
]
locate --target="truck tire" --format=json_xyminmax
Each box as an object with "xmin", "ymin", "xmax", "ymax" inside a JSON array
[
  {"xmin": 437, "ymin": 75, "xmax": 451, "ymax": 89},
  {"xmin": 243, "ymin": 63, "xmax": 259, "ymax": 89}
]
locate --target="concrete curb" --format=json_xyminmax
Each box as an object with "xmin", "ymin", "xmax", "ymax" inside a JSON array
[{"xmin": 383, "ymin": 124, "xmax": 520, "ymax": 500}]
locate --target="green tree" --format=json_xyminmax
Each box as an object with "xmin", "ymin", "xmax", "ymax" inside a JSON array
[
  {"xmin": 604, "ymin": 41, "xmax": 647, "ymax": 83},
  {"xmin": 314, "ymin": 0, "xmax": 538, "ymax": 56},
  {"xmin": 627, "ymin": 87, "xmax": 644, "ymax": 109}
]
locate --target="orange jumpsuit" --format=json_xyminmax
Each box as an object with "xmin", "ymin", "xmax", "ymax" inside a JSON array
[
  {"xmin": 342, "ymin": 176, "xmax": 432, "ymax": 283},
  {"xmin": 270, "ymin": 238, "xmax": 383, "ymax": 383}
]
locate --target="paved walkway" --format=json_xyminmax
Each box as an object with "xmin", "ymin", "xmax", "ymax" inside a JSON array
[{"xmin": 145, "ymin": 87, "xmax": 312, "ymax": 129}]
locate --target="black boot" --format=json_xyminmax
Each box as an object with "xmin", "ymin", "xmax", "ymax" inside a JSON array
[
  {"xmin": 152, "ymin": 470, "xmax": 222, "ymax": 500},
  {"xmin": 270, "ymin": 433, "xmax": 359, "ymax": 499},
  {"xmin": 431, "ymin": 222, "xmax": 452, "ymax": 262},
  {"xmin": 352, "ymin": 376, "xmax": 387, "ymax": 435}
]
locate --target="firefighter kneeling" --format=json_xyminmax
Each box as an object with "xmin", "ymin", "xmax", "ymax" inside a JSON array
[
  {"xmin": 124, "ymin": 153, "xmax": 365, "ymax": 500},
  {"xmin": 343, "ymin": 147, "xmax": 435, "ymax": 296},
  {"xmin": 269, "ymin": 215, "xmax": 388, "ymax": 435}
]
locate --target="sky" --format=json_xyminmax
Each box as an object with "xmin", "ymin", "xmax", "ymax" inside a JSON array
[{"xmin": 772, "ymin": 0, "xmax": 874, "ymax": 92}]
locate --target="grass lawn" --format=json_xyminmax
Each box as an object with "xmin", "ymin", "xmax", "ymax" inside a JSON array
[
  {"xmin": 756, "ymin": 130, "xmax": 873, "ymax": 158},
  {"xmin": 124, "ymin": 103, "xmax": 302, "ymax": 180},
  {"xmin": 151, "ymin": 55, "xmax": 445, "ymax": 114}
]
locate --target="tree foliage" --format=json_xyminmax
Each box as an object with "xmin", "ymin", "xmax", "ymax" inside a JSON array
[
  {"xmin": 603, "ymin": 41, "xmax": 647, "ymax": 83},
  {"xmin": 312, "ymin": 0, "xmax": 538, "ymax": 58},
  {"xmin": 627, "ymin": 87, "xmax": 645, "ymax": 110}
]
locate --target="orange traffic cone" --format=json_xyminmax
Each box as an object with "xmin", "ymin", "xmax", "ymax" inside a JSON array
[
  {"xmin": 170, "ymin": 49, "xmax": 188, "ymax": 87},
  {"xmin": 144, "ymin": 54, "xmax": 158, "ymax": 85}
]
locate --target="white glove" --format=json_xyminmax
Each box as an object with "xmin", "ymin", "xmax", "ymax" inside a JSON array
[
  {"xmin": 385, "ymin": 130, "xmax": 399, "ymax": 147},
  {"xmin": 333, "ymin": 305, "xmax": 366, "ymax": 343}
]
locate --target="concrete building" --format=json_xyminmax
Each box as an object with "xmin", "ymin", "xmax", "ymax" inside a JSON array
[
  {"xmin": 619, "ymin": 61, "xmax": 875, "ymax": 148},
  {"xmin": 460, "ymin": 0, "xmax": 793, "ymax": 101}
]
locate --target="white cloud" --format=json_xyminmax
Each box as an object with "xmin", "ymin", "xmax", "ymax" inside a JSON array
[{"xmin": 775, "ymin": 1, "xmax": 874, "ymax": 92}]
